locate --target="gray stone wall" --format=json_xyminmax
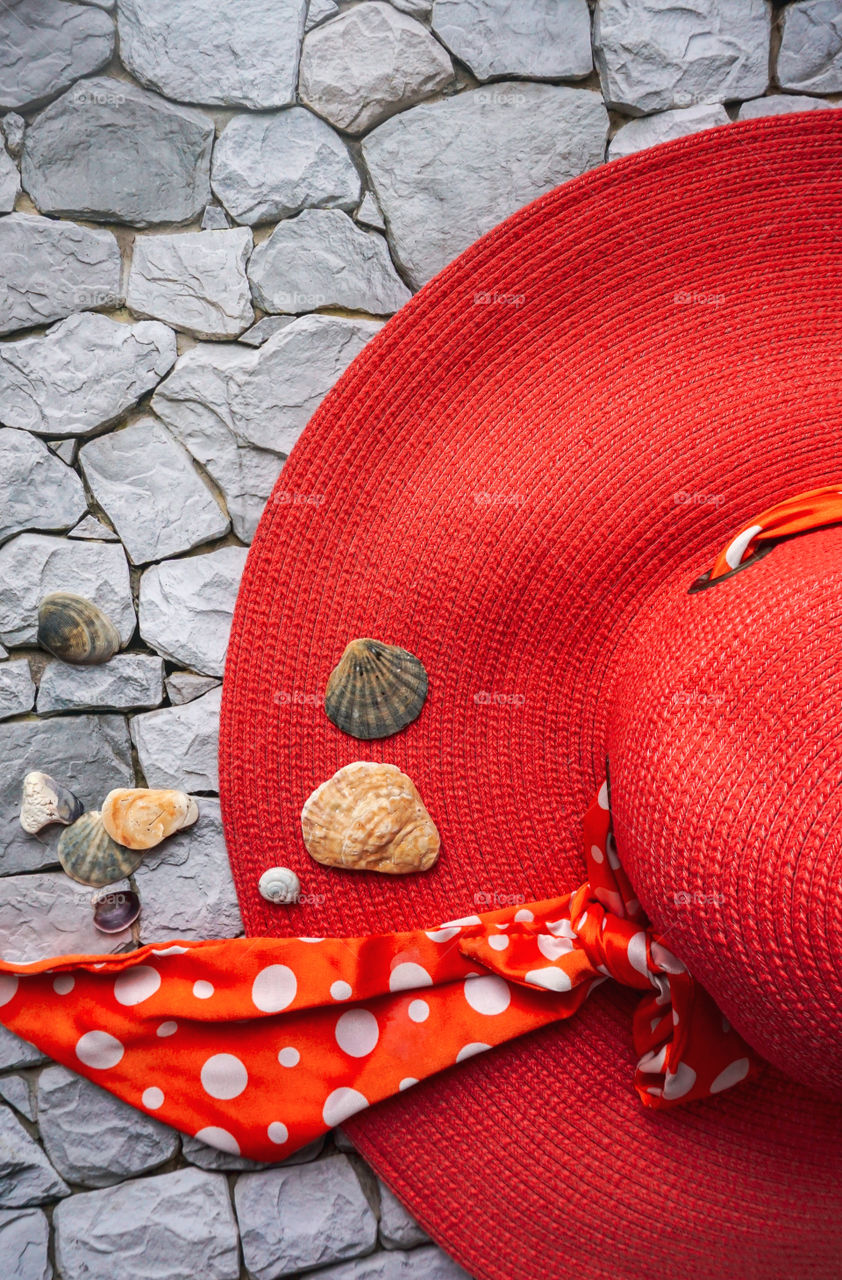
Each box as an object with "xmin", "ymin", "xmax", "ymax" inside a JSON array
[{"xmin": 0, "ymin": 0, "xmax": 840, "ymax": 1276}]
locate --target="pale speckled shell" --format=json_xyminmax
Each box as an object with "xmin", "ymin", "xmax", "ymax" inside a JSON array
[
  {"xmin": 57, "ymin": 811, "xmax": 147, "ymax": 887},
  {"xmin": 37, "ymin": 592, "xmax": 121, "ymax": 665},
  {"xmin": 19, "ymin": 771, "xmax": 84, "ymax": 834},
  {"xmin": 258, "ymin": 867, "xmax": 301, "ymax": 904},
  {"xmin": 301, "ymin": 761, "xmax": 440, "ymax": 875},
  {"xmin": 324, "ymin": 639, "xmax": 428, "ymax": 740},
  {"xmin": 100, "ymin": 788, "xmax": 199, "ymax": 851}
]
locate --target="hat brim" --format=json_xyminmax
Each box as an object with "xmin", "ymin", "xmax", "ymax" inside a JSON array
[{"xmin": 220, "ymin": 113, "xmax": 842, "ymax": 1278}]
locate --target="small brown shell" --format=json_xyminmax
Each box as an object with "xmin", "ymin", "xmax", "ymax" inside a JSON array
[
  {"xmin": 37, "ymin": 592, "xmax": 121, "ymax": 665},
  {"xmin": 301, "ymin": 761, "xmax": 440, "ymax": 874},
  {"xmin": 101, "ymin": 788, "xmax": 199, "ymax": 851},
  {"xmin": 324, "ymin": 639, "xmax": 428, "ymax": 740},
  {"xmin": 57, "ymin": 811, "xmax": 146, "ymax": 887}
]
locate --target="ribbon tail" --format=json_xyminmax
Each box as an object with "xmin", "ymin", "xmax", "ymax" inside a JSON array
[
  {"xmin": 0, "ymin": 903, "xmax": 583, "ymax": 1162},
  {"xmin": 633, "ymin": 967, "xmax": 760, "ymax": 1108}
]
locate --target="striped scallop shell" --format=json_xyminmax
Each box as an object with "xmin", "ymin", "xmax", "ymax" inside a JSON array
[
  {"xmin": 57, "ymin": 811, "xmax": 146, "ymax": 887},
  {"xmin": 37, "ymin": 592, "xmax": 120, "ymax": 665},
  {"xmin": 324, "ymin": 639, "xmax": 428, "ymax": 740}
]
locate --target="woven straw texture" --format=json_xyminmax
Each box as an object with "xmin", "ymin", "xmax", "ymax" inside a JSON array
[
  {"xmin": 609, "ymin": 525, "xmax": 842, "ymax": 1098},
  {"xmin": 220, "ymin": 113, "xmax": 842, "ymax": 1279}
]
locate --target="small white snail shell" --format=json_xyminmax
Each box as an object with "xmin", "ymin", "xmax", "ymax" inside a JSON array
[{"xmin": 258, "ymin": 866, "xmax": 301, "ymax": 905}]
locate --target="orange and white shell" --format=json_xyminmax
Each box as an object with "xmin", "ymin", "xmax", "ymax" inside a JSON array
[
  {"xmin": 101, "ymin": 788, "xmax": 199, "ymax": 851},
  {"xmin": 301, "ymin": 761, "xmax": 440, "ymax": 874}
]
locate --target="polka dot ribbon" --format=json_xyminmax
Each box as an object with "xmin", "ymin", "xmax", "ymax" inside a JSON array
[
  {"xmin": 0, "ymin": 784, "xmax": 757, "ymax": 1162},
  {"xmin": 709, "ymin": 483, "xmax": 842, "ymax": 580}
]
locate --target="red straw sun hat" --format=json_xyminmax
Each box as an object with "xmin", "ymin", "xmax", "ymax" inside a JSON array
[
  {"xmin": 217, "ymin": 112, "xmax": 842, "ymax": 1277},
  {"xmin": 0, "ymin": 111, "xmax": 841, "ymax": 1280}
]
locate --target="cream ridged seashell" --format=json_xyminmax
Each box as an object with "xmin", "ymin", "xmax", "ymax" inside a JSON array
[
  {"xmin": 19, "ymin": 771, "xmax": 84, "ymax": 834},
  {"xmin": 37, "ymin": 592, "xmax": 121, "ymax": 665},
  {"xmin": 57, "ymin": 811, "xmax": 146, "ymax": 887},
  {"xmin": 301, "ymin": 761, "xmax": 440, "ymax": 875},
  {"xmin": 100, "ymin": 788, "xmax": 199, "ymax": 851},
  {"xmin": 324, "ymin": 639, "xmax": 428, "ymax": 740},
  {"xmin": 258, "ymin": 867, "xmax": 301, "ymax": 904}
]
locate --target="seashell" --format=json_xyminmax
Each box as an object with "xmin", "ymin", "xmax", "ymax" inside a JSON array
[
  {"xmin": 324, "ymin": 639, "xmax": 428, "ymax": 740},
  {"xmin": 301, "ymin": 761, "xmax": 440, "ymax": 875},
  {"xmin": 37, "ymin": 592, "xmax": 121, "ymax": 665},
  {"xmin": 92, "ymin": 889, "xmax": 141, "ymax": 934},
  {"xmin": 19, "ymin": 771, "xmax": 84, "ymax": 834},
  {"xmin": 258, "ymin": 866, "xmax": 301, "ymax": 904},
  {"xmin": 101, "ymin": 788, "xmax": 199, "ymax": 851},
  {"xmin": 57, "ymin": 811, "xmax": 147, "ymax": 887}
]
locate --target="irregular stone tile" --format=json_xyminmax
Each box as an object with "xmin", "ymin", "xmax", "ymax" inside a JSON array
[
  {"xmin": 211, "ymin": 107, "xmax": 361, "ymax": 226},
  {"xmin": 313, "ymin": 1247, "xmax": 472, "ymax": 1280},
  {"xmin": 0, "ymin": 312, "xmax": 176, "ymax": 438},
  {"xmin": 22, "ymin": 77, "xmax": 214, "ymax": 227},
  {"xmin": 779, "ymin": 0, "xmax": 842, "ymax": 94},
  {"xmin": 37, "ymin": 654, "xmax": 164, "ymax": 714},
  {"xmin": 392, "ymin": 0, "xmax": 432, "ymax": 15},
  {"xmin": 1, "ymin": 112, "xmax": 25, "ymax": 157},
  {"xmin": 0, "ymin": 661, "xmax": 35, "ymax": 721},
  {"xmin": 0, "ymin": 0, "xmax": 114, "ymax": 112},
  {"xmin": 182, "ymin": 1132, "xmax": 323, "ymax": 1173},
  {"xmin": 0, "ymin": 1107, "xmax": 69, "ymax": 1207},
  {"xmin": 0, "ymin": 429, "xmax": 87, "ymax": 545},
  {"xmin": 0, "ymin": 714, "xmax": 133, "ymax": 874},
  {"xmin": 608, "ymin": 102, "xmax": 729, "ymax": 160},
  {"xmin": 249, "ymin": 209, "xmax": 411, "ymax": 316},
  {"xmin": 68, "ymin": 514, "xmax": 119, "ymax": 541},
  {"xmin": 227, "ymin": 314, "xmax": 383, "ymax": 452},
  {"xmin": 165, "ymin": 672, "xmax": 221, "ymax": 705},
  {"xmin": 737, "ymin": 93, "xmax": 836, "ymax": 119},
  {"xmin": 362, "ymin": 84, "xmax": 609, "ymax": 288},
  {"xmin": 432, "ymin": 0, "xmax": 591, "ymax": 80},
  {"xmin": 201, "ymin": 204, "xmax": 231, "ymax": 231},
  {"xmin": 378, "ymin": 1182, "xmax": 429, "ymax": 1249},
  {"xmin": 0, "ymin": 533, "xmax": 134, "ymax": 648},
  {"xmin": 0, "ymin": 213, "xmax": 122, "ymax": 338},
  {"xmin": 131, "ymin": 685, "xmax": 221, "ymax": 792},
  {"xmin": 54, "ymin": 1168, "xmax": 240, "ymax": 1280},
  {"xmin": 134, "ymin": 798, "xmax": 242, "ymax": 940},
  {"xmin": 139, "ymin": 546, "xmax": 248, "ymax": 677},
  {"xmin": 238, "ymin": 316, "xmax": 295, "ymax": 347},
  {"xmin": 356, "ymin": 191, "xmax": 385, "ymax": 232},
  {"xmin": 79, "ymin": 417, "xmax": 230, "ymax": 565},
  {"xmin": 299, "ymin": 2, "xmax": 454, "ymax": 134},
  {"xmin": 0, "ymin": 1207, "xmax": 50, "ymax": 1280},
  {"xmin": 0, "ymin": 872, "xmax": 132, "ymax": 960},
  {"xmin": 0, "ymin": 1075, "xmax": 35, "ymax": 1122},
  {"xmin": 38, "ymin": 1065, "xmax": 178, "ymax": 1188},
  {"xmin": 117, "ymin": 0, "xmax": 306, "ymax": 108},
  {"xmin": 594, "ymin": 0, "xmax": 770, "ymax": 114},
  {"xmin": 152, "ymin": 342, "xmax": 284, "ymax": 544},
  {"xmin": 235, "ymin": 1154, "xmax": 378, "ymax": 1278},
  {"xmin": 0, "ymin": 142, "xmax": 19, "ymax": 212},
  {"xmin": 127, "ymin": 229, "xmax": 254, "ymax": 340},
  {"xmin": 0, "ymin": 644, "xmax": 7, "ymax": 660},
  {"xmin": 48, "ymin": 440, "xmax": 76, "ymax": 465},
  {"xmin": 0, "ymin": 1028, "xmax": 45, "ymax": 1070},
  {"xmin": 307, "ymin": 0, "xmax": 339, "ymax": 28}
]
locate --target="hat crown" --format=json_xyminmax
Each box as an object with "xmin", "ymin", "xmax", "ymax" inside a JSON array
[{"xmin": 607, "ymin": 522, "xmax": 842, "ymax": 1097}]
